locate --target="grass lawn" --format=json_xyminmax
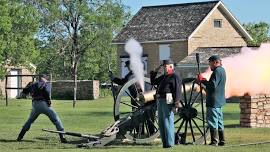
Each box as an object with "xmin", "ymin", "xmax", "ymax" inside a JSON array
[{"xmin": 1, "ymin": 97, "xmax": 270, "ymax": 152}]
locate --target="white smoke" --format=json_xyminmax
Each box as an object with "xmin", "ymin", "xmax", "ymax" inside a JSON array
[
  {"xmin": 125, "ymin": 39, "xmax": 145, "ymax": 92},
  {"xmin": 202, "ymin": 43, "xmax": 270, "ymax": 97}
]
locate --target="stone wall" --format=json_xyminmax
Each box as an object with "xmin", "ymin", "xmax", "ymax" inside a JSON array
[
  {"xmin": 240, "ymin": 94, "xmax": 270, "ymax": 128},
  {"xmin": 51, "ymin": 80, "xmax": 99, "ymax": 100}
]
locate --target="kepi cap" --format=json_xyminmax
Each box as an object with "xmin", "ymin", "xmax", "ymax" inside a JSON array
[
  {"xmin": 162, "ymin": 59, "xmax": 173, "ymax": 65},
  {"xmin": 208, "ymin": 55, "xmax": 221, "ymax": 61},
  {"xmin": 39, "ymin": 74, "xmax": 49, "ymax": 80}
]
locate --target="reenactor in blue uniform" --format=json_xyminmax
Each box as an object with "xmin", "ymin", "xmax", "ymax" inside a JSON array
[
  {"xmin": 16, "ymin": 74, "xmax": 67, "ymax": 143},
  {"xmin": 197, "ymin": 55, "xmax": 226, "ymax": 146},
  {"xmin": 150, "ymin": 60, "xmax": 182, "ymax": 148}
]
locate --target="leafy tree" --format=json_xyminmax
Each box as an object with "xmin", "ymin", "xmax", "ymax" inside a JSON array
[
  {"xmin": 243, "ymin": 22, "xmax": 270, "ymax": 46},
  {"xmin": 32, "ymin": 0, "xmax": 129, "ymax": 107},
  {"xmin": 0, "ymin": 0, "xmax": 40, "ymax": 79}
]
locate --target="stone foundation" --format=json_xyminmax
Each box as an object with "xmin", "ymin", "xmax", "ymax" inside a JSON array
[
  {"xmin": 51, "ymin": 80, "xmax": 99, "ymax": 100},
  {"xmin": 240, "ymin": 94, "xmax": 270, "ymax": 128}
]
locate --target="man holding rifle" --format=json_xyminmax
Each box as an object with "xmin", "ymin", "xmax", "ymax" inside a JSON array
[{"xmin": 197, "ymin": 55, "xmax": 226, "ymax": 146}]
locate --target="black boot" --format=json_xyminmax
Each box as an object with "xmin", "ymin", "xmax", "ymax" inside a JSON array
[
  {"xmin": 218, "ymin": 129, "xmax": 225, "ymax": 146},
  {"xmin": 17, "ymin": 129, "xmax": 27, "ymax": 141},
  {"xmin": 59, "ymin": 133, "xmax": 67, "ymax": 143},
  {"xmin": 209, "ymin": 128, "xmax": 218, "ymax": 146}
]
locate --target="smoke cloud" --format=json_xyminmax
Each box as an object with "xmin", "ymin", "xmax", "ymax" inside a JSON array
[
  {"xmin": 125, "ymin": 39, "xmax": 145, "ymax": 92},
  {"xmin": 202, "ymin": 43, "xmax": 270, "ymax": 98}
]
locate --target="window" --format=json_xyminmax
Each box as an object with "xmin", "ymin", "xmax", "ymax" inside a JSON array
[
  {"xmin": 214, "ymin": 19, "xmax": 222, "ymax": 28},
  {"xmin": 159, "ymin": 44, "xmax": 170, "ymax": 61}
]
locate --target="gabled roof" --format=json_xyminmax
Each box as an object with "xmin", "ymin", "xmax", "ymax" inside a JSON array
[
  {"xmin": 188, "ymin": 1, "xmax": 253, "ymax": 41},
  {"xmin": 113, "ymin": 1, "xmax": 253, "ymax": 44},
  {"xmin": 113, "ymin": 1, "xmax": 219, "ymax": 43}
]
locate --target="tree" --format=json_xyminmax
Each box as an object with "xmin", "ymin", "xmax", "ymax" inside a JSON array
[
  {"xmin": 0, "ymin": 0, "xmax": 40, "ymax": 79},
  {"xmin": 32, "ymin": 0, "xmax": 129, "ymax": 107},
  {"xmin": 243, "ymin": 22, "xmax": 270, "ymax": 46}
]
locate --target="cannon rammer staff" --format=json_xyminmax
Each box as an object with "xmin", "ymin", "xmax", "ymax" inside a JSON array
[{"xmin": 196, "ymin": 53, "xmax": 207, "ymax": 145}]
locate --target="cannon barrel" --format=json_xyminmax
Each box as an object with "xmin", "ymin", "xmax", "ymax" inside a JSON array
[
  {"xmin": 137, "ymin": 82, "xmax": 204, "ymax": 103},
  {"xmin": 137, "ymin": 90, "xmax": 156, "ymax": 103}
]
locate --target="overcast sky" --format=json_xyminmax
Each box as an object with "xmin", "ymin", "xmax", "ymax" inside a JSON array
[{"xmin": 122, "ymin": 0, "xmax": 270, "ymax": 25}]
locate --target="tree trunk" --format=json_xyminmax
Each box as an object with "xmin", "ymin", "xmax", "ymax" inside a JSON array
[
  {"xmin": 72, "ymin": 15, "xmax": 79, "ymax": 108},
  {"xmin": 73, "ymin": 67, "xmax": 77, "ymax": 108}
]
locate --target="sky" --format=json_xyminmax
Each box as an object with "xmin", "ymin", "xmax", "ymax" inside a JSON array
[{"xmin": 122, "ymin": 0, "xmax": 270, "ymax": 25}]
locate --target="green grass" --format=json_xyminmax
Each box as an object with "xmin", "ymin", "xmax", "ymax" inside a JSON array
[{"xmin": 1, "ymin": 97, "xmax": 270, "ymax": 151}]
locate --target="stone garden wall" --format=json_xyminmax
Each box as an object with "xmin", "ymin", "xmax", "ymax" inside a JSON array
[{"xmin": 240, "ymin": 94, "xmax": 270, "ymax": 128}]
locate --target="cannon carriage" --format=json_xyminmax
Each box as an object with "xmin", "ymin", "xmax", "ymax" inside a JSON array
[{"xmin": 113, "ymin": 76, "xmax": 209, "ymax": 145}]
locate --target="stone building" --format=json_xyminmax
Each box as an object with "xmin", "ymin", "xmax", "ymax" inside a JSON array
[
  {"xmin": 0, "ymin": 66, "xmax": 35, "ymax": 98},
  {"xmin": 112, "ymin": 0, "xmax": 252, "ymax": 78}
]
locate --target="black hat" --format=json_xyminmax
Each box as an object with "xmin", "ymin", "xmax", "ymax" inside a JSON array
[
  {"xmin": 208, "ymin": 55, "xmax": 221, "ymax": 61},
  {"xmin": 39, "ymin": 74, "xmax": 49, "ymax": 80},
  {"xmin": 124, "ymin": 60, "xmax": 130, "ymax": 67},
  {"xmin": 162, "ymin": 59, "xmax": 173, "ymax": 65}
]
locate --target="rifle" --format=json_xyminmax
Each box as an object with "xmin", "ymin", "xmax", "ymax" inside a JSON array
[{"xmin": 196, "ymin": 53, "xmax": 206, "ymax": 145}]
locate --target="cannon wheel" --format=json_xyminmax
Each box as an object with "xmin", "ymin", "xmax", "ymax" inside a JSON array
[
  {"xmin": 113, "ymin": 77, "xmax": 160, "ymax": 143},
  {"xmin": 174, "ymin": 78, "xmax": 209, "ymax": 144}
]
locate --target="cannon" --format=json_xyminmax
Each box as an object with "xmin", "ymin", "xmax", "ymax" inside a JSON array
[
  {"xmin": 43, "ymin": 76, "xmax": 208, "ymax": 147},
  {"xmin": 113, "ymin": 77, "xmax": 209, "ymax": 145}
]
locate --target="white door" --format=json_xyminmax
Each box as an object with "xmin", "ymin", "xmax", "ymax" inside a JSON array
[
  {"xmin": 121, "ymin": 58, "xmax": 130, "ymax": 78},
  {"xmin": 10, "ymin": 70, "xmax": 19, "ymax": 98}
]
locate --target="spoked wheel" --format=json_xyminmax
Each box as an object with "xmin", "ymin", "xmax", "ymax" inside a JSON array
[
  {"xmin": 174, "ymin": 78, "xmax": 209, "ymax": 144},
  {"xmin": 113, "ymin": 77, "xmax": 160, "ymax": 143}
]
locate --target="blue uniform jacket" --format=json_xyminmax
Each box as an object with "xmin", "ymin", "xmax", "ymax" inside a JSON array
[
  {"xmin": 150, "ymin": 72, "xmax": 182, "ymax": 103},
  {"xmin": 202, "ymin": 66, "xmax": 226, "ymax": 108},
  {"xmin": 22, "ymin": 80, "xmax": 51, "ymax": 102}
]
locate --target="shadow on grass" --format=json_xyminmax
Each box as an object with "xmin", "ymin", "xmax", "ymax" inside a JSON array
[
  {"xmin": 66, "ymin": 139, "xmax": 89, "ymax": 145},
  {"xmin": 0, "ymin": 139, "xmax": 35, "ymax": 143},
  {"xmin": 85, "ymin": 111, "xmax": 113, "ymax": 117},
  {"xmin": 48, "ymin": 138, "xmax": 157, "ymax": 149},
  {"xmin": 35, "ymin": 137, "xmax": 49, "ymax": 141},
  {"xmin": 224, "ymin": 124, "xmax": 240, "ymax": 128},
  {"xmin": 109, "ymin": 140, "xmax": 155, "ymax": 147}
]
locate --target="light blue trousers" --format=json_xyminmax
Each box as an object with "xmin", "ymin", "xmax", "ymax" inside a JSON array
[
  {"xmin": 22, "ymin": 101, "xmax": 64, "ymax": 131},
  {"xmin": 206, "ymin": 107, "xmax": 224, "ymax": 130},
  {"xmin": 157, "ymin": 98, "xmax": 174, "ymax": 148}
]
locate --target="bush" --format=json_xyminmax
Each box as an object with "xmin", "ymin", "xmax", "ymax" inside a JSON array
[{"xmin": 100, "ymin": 88, "xmax": 113, "ymax": 98}]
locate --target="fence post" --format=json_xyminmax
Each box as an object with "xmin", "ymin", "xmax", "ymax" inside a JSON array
[{"xmin": 5, "ymin": 75, "xmax": 8, "ymax": 106}]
